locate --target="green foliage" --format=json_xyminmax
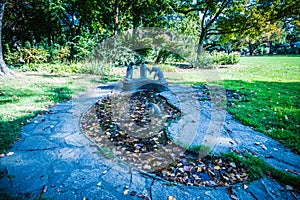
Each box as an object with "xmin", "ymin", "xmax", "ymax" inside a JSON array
[
  {"xmin": 188, "ymin": 145, "xmax": 211, "ymax": 156},
  {"xmin": 194, "ymin": 54, "xmax": 215, "ymax": 69},
  {"xmin": 69, "ymin": 33, "xmax": 99, "ymax": 61},
  {"xmin": 193, "ymin": 51, "xmax": 240, "ymax": 68},
  {"xmin": 154, "ymin": 64, "xmax": 177, "ymax": 72},
  {"xmin": 224, "ymin": 56, "xmax": 300, "ymax": 153},
  {"xmin": 4, "ymin": 44, "xmax": 73, "ymax": 66},
  {"xmin": 52, "ymin": 46, "xmax": 71, "ymax": 62},
  {"xmin": 222, "ymin": 152, "xmax": 300, "ymax": 189},
  {"xmin": 20, "ymin": 48, "xmax": 50, "ymax": 64},
  {"xmin": 211, "ymin": 51, "xmax": 240, "ymax": 65},
  {"xmin": 18, "ymin": 63, "xmax": 86, "ymax": 74},
  {"xmin": 99, "ymin": 147, "xmax": 116, "ymax": 159}
]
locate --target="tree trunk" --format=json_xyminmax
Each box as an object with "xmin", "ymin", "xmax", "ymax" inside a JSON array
[
  {"xmin": 248, "ymin": 43, "xmax": 254, "ymax": 56},
  {"xmin": 113, "ymin": 0, "xmax": 119, "ymax": 36},
  {"xmin": 197, "ymin": 33, "xmax": 206, "ymax": 56},
  {"xmin": 0, "ymin": 0, "xmax": 14, "ymax": 77},
  {"xmin": 268, "ymin": 41, "xmax": 273, "ymax": 54}
]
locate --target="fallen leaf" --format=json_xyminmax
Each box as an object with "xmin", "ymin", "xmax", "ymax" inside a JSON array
[
  {"xmin": 123, "ymin": 189, "xmax": 129, "ymax": 195},
  {"xmin": 230, "ymin": 194, "xmax": 239, "ymax": 200},
  {"xmin": 230, "ymin": 162, "xmax": 236, "ymax": 168},
  {"xmin": 183, "ymin": 165, "xmax": 192, "ymax": 172},
  {"xmin": 214, "ymin": 166, "xmax": 221, "ymax": 170},
  {"xmin": 260, "ymin": 144, "xmax": 267, "ymax": 150},
  {"xmin": 6, "ymin": 152, "xmax": 14, "ymax": 156},
  {"xmin": 168, "ymin": 196, "xmax": 176, "ymax": 200},
  {"xmin": 286, "ymin": 169, "xmax": 299, "ymax": 175},
  {"xmin": 197, "ymin": 167, "xmax": 202, "ymax": 172},
  {"xmin": 143, "ymin": 165, "xmax": 151, "ymax": 170},
  {"xmin": 218, "ymin": 181, "xmax": 225, "ymax": 186},
  {"xmin": 42, "ymin": 185, "xmax": 47, "ymax": 193},
  {"xmin": 285, "ymin": 185, "xmax": 293, "ymax": 191}
]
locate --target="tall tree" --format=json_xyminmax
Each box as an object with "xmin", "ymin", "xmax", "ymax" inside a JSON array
[
  {"xmin": 169, "ymin": 0, "xmax": 300, "ymax": 56},
  {"xmin": 0, "ymin": 0, "xmax": 14, "ymax": 76}
]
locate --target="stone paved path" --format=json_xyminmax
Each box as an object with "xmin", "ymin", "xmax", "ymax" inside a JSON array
[{"xmin": 0, "ymin": 83, "xmax": 299, "ymax": 200}]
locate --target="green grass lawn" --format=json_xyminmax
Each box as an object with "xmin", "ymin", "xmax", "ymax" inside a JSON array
[
  {"xmin": 0, "ymin": 73, "xmax": 102, "ymax": 153},
  {"xmin": 222, "ymin": 56, "xmax": 300, "ymax": 153},
  {"xmin": 166, "ymin": 55, "xmax": 300, "ymax": 153}
]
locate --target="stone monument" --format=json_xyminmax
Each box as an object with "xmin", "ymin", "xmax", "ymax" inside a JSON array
[
  {"xmin": 122, "ymin": 62, "xmax": 168, "ymax": 91},
  {"xmin": 125, "ymin": 61, "xmax": 135, "ymax": 79},
  {"xmin": 140, "ymin": 62, "xmax": 151, "ymax": 79}
]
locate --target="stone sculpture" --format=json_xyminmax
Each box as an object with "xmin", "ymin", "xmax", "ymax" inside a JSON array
[
  {"xmin": 150, "ymin": 66, "xmax": 165, "ymax": 81},
  {"xmin": 122, "ymin": 62, "xmax": 167, "ymax": 91},
  {"xmin": 147, "ymin": 102, "xmax": 162, "ymax": 116},
  {"xmin": 140, "ymin": 62, "xmax": 151, "ymax": 79},
  {"xmin": 125, "ymin": 61, "xmax": 135, "ymax": 79}
]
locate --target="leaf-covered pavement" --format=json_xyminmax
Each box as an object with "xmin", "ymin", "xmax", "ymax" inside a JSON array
[{"xmin": 0, "ymin": 83, "xmax": 299, "ymax": 199}]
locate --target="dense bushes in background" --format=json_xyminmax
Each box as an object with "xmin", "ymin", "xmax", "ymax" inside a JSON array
[
  {"xmin": 212, "ymin": 51, "xmax": 240, "ymax": 65},
  {"xmin": 194, "ymin": 51, "xmax": 240, "ymax": 68},
  {"xmin": 4, "ymin": 44, "xmax": 70, "ymax": 65}
]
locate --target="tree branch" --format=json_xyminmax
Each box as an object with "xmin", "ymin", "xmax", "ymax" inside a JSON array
[
  {"xmin": 207, "ymin": 25, "xmax": 255, "ymax": 35},
  {"xmin": 205, "ymin": 0, "xmax": 231, "ymax": 29},
  {"xmin": 201, "ymin": 7, "xmax": 208, "ymax": 30}
]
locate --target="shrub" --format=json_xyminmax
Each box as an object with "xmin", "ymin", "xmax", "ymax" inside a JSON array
[
  {"xmin": 192, "ymin": 52, "xmax": 215, "ymax": 69},
  {"xmin": 53, "ymin": 46, "xmax": 71, "ymax": 62},
  {"xmin": 212, "ymin": 51, "xmax": 240, "ymax": 65},
  {"xmin": 4, "ymin": 44, "xmax": 20, "ymax": 65},
  {"xmin": 4, "ymin": 46, "xmax": 50, "ymax": 65},
  {"xmin": 19, "ymin": 63, "xmax": 86, "ymax": 74},
  {"xmin": 21, "ymin": 48, "xmax": 50, "ymax": 64}
]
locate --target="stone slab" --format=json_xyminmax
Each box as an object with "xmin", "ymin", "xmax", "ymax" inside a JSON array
[{"xmin": 122, "ymin": 79, "xmax": 168, "ymax": 91}]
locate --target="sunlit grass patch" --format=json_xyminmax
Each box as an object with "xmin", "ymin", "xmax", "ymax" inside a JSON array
[
  {"xmin": 224, "ymin": 80, "xmax": 300, "ymax": 153},
  {"xmin": 220, "ymin": 56, "xmax": 300, "ymax": 153},
  {"xmin": 0, "ymin": 73, "xmax": 102, "ymax": 153},
  {"xmin": 165, "ymin": 56, "xmax": 300, "ymax": 153}
]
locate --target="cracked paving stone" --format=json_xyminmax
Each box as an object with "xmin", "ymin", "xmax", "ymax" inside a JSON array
[
  {"xmin": 81, "ymin": 186, "xmax": 120, "ymax": 200},
  {"xmin": 55, "ymin": 148, "xmax": 85, "ymax": 160},
  {"xmin": 15, "ymin": 136, "xmax": 59, "ymax": 151},
  {"xmin": 62, "ymin": 168, "xmax": 103, "ymax": 190},
  {"xmin": 151, "ymin": 179, "xmax": 232, "ymax": 200},
  {"xmin": 245, "ymin": 178, "xmax": 300, "ymax": 200},
  {"xmin": 64, "ymin": 134, "xmax": 85, "ymax": 147}
]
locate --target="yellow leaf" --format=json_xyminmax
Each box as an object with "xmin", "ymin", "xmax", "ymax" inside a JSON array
[
  {"xmin": 197, "ymin": 167, "xmax": 202, "ymax": 172},
  {"xmin": 168, "ymin": 196, "xmax": 176, "ymax": 200},
  {"xmin": 123, "ymin": 189, "xmax": 129, "ymax": 195},
  {"xmin": 214, "ymin": 166, "xmax": 221, "ymax": 170}
]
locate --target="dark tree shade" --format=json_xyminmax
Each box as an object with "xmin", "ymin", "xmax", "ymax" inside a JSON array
[{"xmin": 0, "ymin": 0, "xmax": 14, "ymax": 76}]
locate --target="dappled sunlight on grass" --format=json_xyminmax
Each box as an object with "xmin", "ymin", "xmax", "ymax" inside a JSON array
[
  {"xmin": 165, "ymin": 56, "xmax": 300, "ymax": 153},
  {"xmin": 0, "ymin": 73, "xmax": 102, "ymax": 153},
  {"xmin": 220, "ymin": 56, "xmax": 300, "ymax": 82},
  {"xmin": 224, "ymin": 80, "xmax": 300, "ymax": 153}
]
